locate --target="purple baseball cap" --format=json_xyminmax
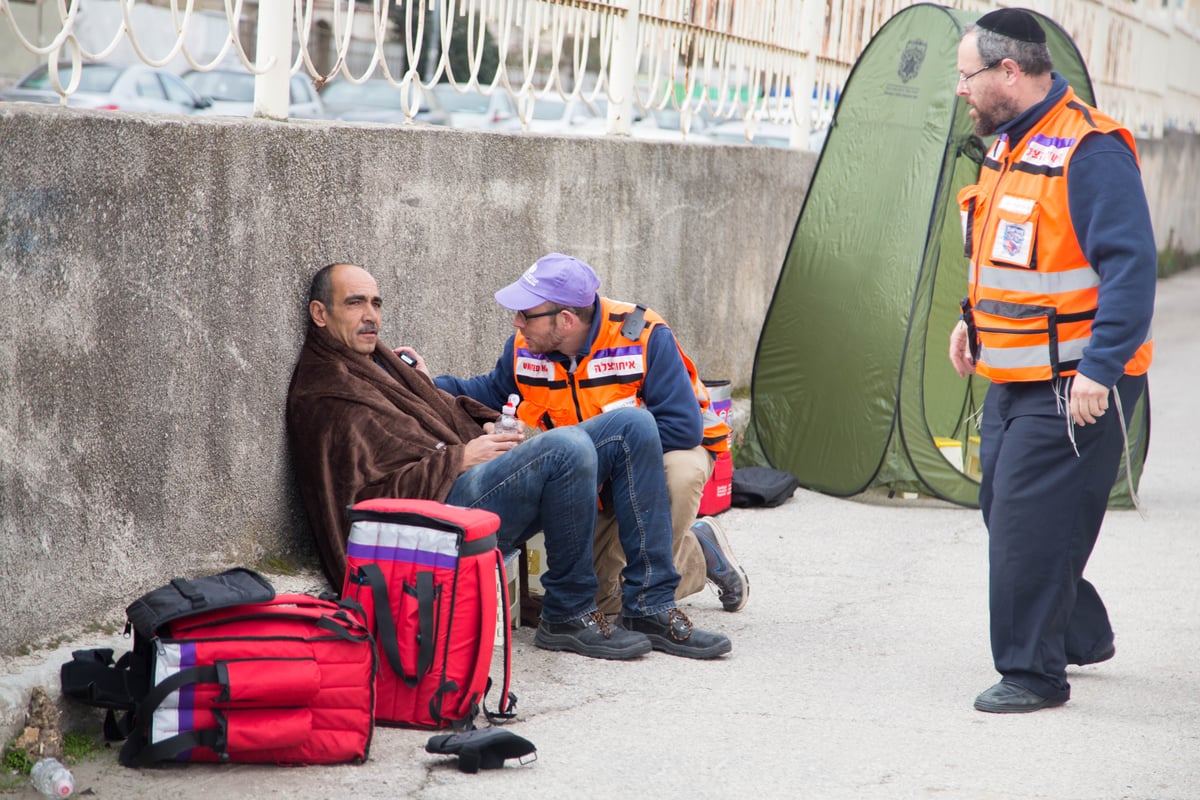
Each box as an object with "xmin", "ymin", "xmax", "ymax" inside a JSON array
[{"xmin": 494, "ymin": 253, "xmax": 601, "ymax": 311}]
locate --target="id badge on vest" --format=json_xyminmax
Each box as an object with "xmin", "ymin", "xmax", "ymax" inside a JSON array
[{"xmin": 990, "ymin": 195, "xmax": 1036, "ymax": 269}]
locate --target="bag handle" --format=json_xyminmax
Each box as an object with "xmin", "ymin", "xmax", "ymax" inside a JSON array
[
  {"xmin": 121, "ymin": 726, "xmax": 223, "ymax": 767},
  {"xmin": 116, "ymin": 663, "xmax": 222, "ymax": 766},
  {"xmin": 355, "ymin": 563, "xmax": 435, "ymax": 687},
  {"xmin": 431, "ymin": 549, "xmax": 518, "ymax": 728},
  {"xmin": 486, "ymin": 548, "xmax": 517, "ymax": 724}
]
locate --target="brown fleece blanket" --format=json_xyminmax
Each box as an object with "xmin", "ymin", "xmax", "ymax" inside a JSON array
[{"xmin": 286, "ymin": 324, "xmax": 498, "ymax": 587}]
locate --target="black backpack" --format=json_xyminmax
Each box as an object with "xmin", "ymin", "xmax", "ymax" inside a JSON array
[{"xmin": 731, "ymin": 467, "xmax": 800, "ymax": 508}]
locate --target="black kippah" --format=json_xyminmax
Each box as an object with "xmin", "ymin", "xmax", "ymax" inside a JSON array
[{"xmin": 976, "ymin": 8, "xmax": 1047, "ymax": 44}]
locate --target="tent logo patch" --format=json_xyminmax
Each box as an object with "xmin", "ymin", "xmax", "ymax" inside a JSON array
[{"xmin": 897, "ymin": 40, "xmax": 927, "ymax": 83}]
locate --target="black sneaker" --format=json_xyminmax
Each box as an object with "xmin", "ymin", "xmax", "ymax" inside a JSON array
[
  {"xmin": 534, "ymin": 610, "xmax": 652, "ymax": 660},
  {"xmin": 621, "ymin": 608, "xmax": 732, "ymax": 659},
  {"xmin": 691, "ymin": 517, "xmax": 749, "ymax": 612}
]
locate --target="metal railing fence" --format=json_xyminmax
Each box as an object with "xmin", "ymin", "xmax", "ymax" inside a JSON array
[{"xmin": 2, "ymin": 0, "xmax": 1198, "ymax": 143}]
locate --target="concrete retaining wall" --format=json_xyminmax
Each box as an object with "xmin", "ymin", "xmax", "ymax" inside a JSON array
[
  {"xmin": 0, "ymin": 106, "xmax": 810, "ymax": 654},
  {"xmin": 1, "ymin": 104, "xmax": 1195, "ymax": 656},
  {"xmin": 1136, "ymin": 129, "xmax": 1200, "ymax": 255}
]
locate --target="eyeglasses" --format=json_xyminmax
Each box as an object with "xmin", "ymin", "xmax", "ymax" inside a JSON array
[
  {"xmin": 957, "ymin": 62, "xmax": 998, "ymax": 87},
  {"xmin": 517, "ymin": 307, "xmax": 562, "ymax": 322}
]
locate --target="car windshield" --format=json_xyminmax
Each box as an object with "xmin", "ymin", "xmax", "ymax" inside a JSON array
[
  {"xmin": 710, "ymin": 123, "xmax": 790, "ymax": 147},
  {"xmin": 323, "ymin": 81, "xmax": 433, "ymax": 113},
  {"xmin": 184, "ymin": 71, "xmax": 255, "ymax": 102},
  {"xmin": 322, "ymin": 81, "xmax": 402, "ymax": 109},
  {"xmin": 22, "ymin": 64, "xmax": 122, "ymax": 93},
  {"xmin": 530, "ymin": 98, "xmax": 568, "ymax": 120},
  {"xmin": 432, "ymin": 86, "xmax": 488, "ymax": 113},
  {"xmin": 651, "ymin": 108, "xmax": 682, "ymax": 128}
]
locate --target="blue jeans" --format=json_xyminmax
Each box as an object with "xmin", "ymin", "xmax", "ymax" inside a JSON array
[{"xmin": 444, "ymin": 407, "xmax": 679, "ymax": 623}]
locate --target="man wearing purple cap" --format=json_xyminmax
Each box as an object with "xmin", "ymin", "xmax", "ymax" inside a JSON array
[
  {"xmin": 288, "ymin": 262, "xmax": 731, "ymax": 660},
  {"xmin": 434, "ymin": 252, "xmax": 750, "ymax": 630},
  {"xmin": 950, "ymin": 9, "xmax": 1155, "ymax": 712}
]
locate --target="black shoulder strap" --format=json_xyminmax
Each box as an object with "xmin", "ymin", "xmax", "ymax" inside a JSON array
[
  {"xmin": 356, "ymin": 563, "xmax": 435, "ymax": 687},
  {"xmin": 116, "ymin": 664, "xmax": 223, "ymax": 767},
  {"xmin": 121, "ymin": 727, "xmax": 224, "ymax": 767},
  {"xmin": 485, "ymin": 549, "xmax": 517, "ymax": 724},
  {"xmin": 120, "ymin": 711, "xmax": 227, "ymax": 767},
  {"xmin": 61, "ymin": 648, "xmax": 137, "ymax": 710},
  {"xmin": 135, "ymin": 664, "xmax": 222, "ymax": 723},
  {"xmin": 61, "ymin": 648, "xmax": 155, "ymax": 741}
]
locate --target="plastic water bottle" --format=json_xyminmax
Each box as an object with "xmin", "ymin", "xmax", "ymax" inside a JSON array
[
  {"xmin": 30, "ymin": 758, "xmax": 74, "ymax": 798},
  {"xmin": 494, "ymin": 394, "xmax": 522, "ymax": 435}
]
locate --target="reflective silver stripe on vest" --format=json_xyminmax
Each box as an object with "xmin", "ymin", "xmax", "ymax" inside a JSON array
[
  {"xmin": 977, "ymin": 265, "xmax": 1099, "ymax": 294},
  {"xmin": 980, "ymin": 336, "xmax": 1091, "ymax": 370}
]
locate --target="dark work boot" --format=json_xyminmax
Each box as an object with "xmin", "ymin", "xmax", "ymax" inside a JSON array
[
  {"xmin": 621, "ymin": 607, "xmax": 731, "ymax": 659},
  {"xmin": 534, "ymin": 610, "xmax": 651, "ymax": 660}
]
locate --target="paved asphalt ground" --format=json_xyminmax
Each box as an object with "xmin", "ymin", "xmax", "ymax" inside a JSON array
[{"xmin": 3, "ymin": 270, "xmax": 1198, "ymax": 799}]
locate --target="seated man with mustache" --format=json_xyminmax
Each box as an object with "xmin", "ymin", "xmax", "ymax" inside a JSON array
[{"xmin": 286, "ymin": 262, "xmax": 732, "ymax": 660}]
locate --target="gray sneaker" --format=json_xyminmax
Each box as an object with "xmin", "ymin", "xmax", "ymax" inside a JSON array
[
  {"xmin": 534, "ymin": 610, "xmax": 652, "ymax": 659},
  {"xmin": 691, "ymin": 516, "xmax": 749, "ymax": 612}
]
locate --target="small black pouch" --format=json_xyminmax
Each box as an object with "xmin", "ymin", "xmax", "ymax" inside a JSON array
[{"xmin": 425, "ymin": 728, "xmax": 537, "ymax": 773}]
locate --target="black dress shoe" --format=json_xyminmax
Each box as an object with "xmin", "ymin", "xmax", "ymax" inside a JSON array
[
  {"xmin": 1069, "ymin": 642, "xmax": 1115, "ymax": 666},
  {"xmin": 974, "ymin": 680, "xmax": 1068, "ymax": 714},
  {"xmin": 621, "ymin": 608, "xmax": 731, "ymax": 659}
]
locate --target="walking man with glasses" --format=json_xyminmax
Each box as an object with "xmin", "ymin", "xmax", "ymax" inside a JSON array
[{"xmin": 949, "ymin": 9, "xmax": 1155, "ymax": 713}]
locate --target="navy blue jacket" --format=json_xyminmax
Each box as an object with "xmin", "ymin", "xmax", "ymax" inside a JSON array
[{"xmin": 435, "ymin": 297, "xmax": 704, "ymax": 452}]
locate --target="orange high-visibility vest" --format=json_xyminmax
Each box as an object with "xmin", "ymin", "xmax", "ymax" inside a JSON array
[
  {"xmin": 958, "ymin": 87, "xmax": 1153, "ymax": 383},
  {"xmin": 512, "ymin": 298, "xmax": 730, "ymax": 455}
]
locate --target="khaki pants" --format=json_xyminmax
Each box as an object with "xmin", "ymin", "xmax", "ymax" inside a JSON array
[{"xmin": 593, "ymin": 446, "xmax": 714, "ymax": 615}]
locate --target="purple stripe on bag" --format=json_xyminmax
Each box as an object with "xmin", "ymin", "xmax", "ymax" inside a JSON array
[
  {"xmin": 176, "ymin": 642, "xmax": 198, "ymax": 761},
  {"xmin": 347, "ymin": 542, "xmax": 458, "ymax": 570}
]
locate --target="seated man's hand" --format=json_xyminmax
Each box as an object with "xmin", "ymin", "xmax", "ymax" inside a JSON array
[{"xmin": 461, "ymin": 432, "xmax": 525, "ymax": 471}]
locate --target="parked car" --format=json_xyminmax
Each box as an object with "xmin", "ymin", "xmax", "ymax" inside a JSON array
[
  {"xmin": 519, "ymin": 95, "xmax": 612, "ymax": 137},
  {"xmin": 630, "ymin": 106, "xmax": 710, "ymax": 142},
  {"xmin": 518, "ymin": 94, "xmax": 689, "ymax": 140},
  {"xmin": 430, "ymin": 83, "xmax": 518, "ymax": 131},
  {"xmin": 319, "ymin": 79, "xmax": 449, "ymax": 126},
  {"xmin": 182, "ymin": 67, "xmax": 325, "ymax": 119},
  {"xmin": 0, "ymin": 62, "xmax": 210, "ymax": 115},
  {"xmin": 704, "ymin": 118, "xmax": 799, "ymax": 149}
]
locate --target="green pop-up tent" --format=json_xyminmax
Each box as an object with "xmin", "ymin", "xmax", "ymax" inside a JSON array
[{"xmin": 745, "ymin": 3, "xmax": 1149, "ymax": 506}]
